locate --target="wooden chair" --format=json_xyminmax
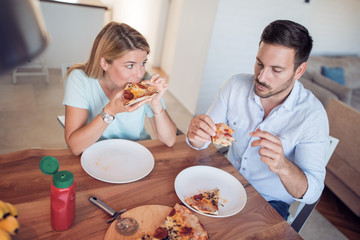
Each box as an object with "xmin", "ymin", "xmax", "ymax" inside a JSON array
[{"xmin": 324, "ymin": 98, "xmax": 360, "ymax": 217}]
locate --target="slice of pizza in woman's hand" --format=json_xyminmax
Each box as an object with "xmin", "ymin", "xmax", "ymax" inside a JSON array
[
  {"xmin": 152, "ymin": 203, "xmax": 209, "ymax": 240},
  {"xmin": 212, "ymin": 122, "xmax": 235, "ymax": 146},
  {"xmin": 123, "ymin": 82, "xmax": 158, "ymax": 106},
  {"xmin": 185, "ymin": 188, "xmax": 220, "ymax": 215}
]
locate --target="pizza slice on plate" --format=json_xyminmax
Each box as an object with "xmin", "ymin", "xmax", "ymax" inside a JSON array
[
  {"xmin": 212, "ymin": 123, "xmax": 235, "ymax": 146},
  {"xmin": 185, "ymin": 188, "xmax": 220, "ymax": 215},
  {"xmin": 152, "ymin": 203, "xmax": 209, "ymax": 240},
  {"xmin": 123, "ymin": 82, "xmax": 158, "ymax": 106}
]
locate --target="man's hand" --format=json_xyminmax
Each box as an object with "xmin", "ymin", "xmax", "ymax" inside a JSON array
[
  {"xmin": 249, "ymin": 129, "xmax": 308, "ymax": 198},
  {"xmin": 187, "ymin": 115, "xmax": 216, "ymax": 148},
  {"xmin": 249, "ymin": 129, "xmax": 289, "ymax": 175}
]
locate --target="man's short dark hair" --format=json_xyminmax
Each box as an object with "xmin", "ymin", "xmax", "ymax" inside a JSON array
[{"xmin": 260, "ymin": 20, "xmax": 313, "ymax": 69}]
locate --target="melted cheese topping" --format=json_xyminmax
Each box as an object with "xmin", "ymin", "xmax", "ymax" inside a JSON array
[
  {"xmin": 128, "ymin": 83, "xmax": 156, "ymax": 98},
  {"xmin": 212, "ymin": 123, "xmax": 235, "ymax": 146},
  {"xmin": 158, "ymin": 204, "xmax": 208, "ymax": 240}
]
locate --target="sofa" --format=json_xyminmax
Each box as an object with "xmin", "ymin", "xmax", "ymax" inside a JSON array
[
  {"xmin": 325, "ymin": 99, "xmax": 360, "ymax": 217},
  {"xmin": 299, "ymin": 55, "xmax": 360, "ymax": 110}
]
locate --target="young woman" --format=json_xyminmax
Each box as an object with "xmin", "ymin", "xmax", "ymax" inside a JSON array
[{"xmin": 63, "ymin": 22, "xmax": 177, "ymax": 156}]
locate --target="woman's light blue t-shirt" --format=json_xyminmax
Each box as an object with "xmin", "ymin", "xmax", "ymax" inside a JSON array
[{"xmin": 63, "ymin": 69, "xmax": 165, "ymax": 141}]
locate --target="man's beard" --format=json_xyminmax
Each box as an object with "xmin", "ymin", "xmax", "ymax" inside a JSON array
[{"xmin": 254, "ymin": 72, "xmax": 295, "ymax": 98}]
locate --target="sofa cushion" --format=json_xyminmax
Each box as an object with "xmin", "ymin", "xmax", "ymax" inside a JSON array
[
  {"xmin": 312, "ymin": 72, "xmax": 352, "ymax": 104},
  {"xmin": 321, "ymin": 66, "xmax": 345, "ymax": 85},
  {"xmin": 299, "ymin": 77, "xmax": 338, "ymax": 107}
]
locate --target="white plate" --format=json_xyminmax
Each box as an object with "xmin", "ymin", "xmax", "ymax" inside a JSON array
[
  {"xmin": 175, "ymin": 165, "xmax": 247, "ymax": 217},
  {"xmin": 81, "ymin": 139, "xmax": 154, "ymax": 183}
]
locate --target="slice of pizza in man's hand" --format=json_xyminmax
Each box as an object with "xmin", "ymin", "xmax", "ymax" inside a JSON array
[
  {"xmin": 212, "ymin": 122, "xmax": 235, "ymax": 146},
  {"xmin": 123, "ymin": 82, "xmax": 158, "ymax": 106}
]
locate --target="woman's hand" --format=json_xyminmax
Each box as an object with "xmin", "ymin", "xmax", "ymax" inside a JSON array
[{"xmin": 142, "ymin": 73, "xmax": 168, "ymax": 112}]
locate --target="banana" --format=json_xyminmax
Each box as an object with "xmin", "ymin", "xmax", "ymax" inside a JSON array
[
  {"xmin": 0, "ymin": 229, "xmax": 11, "ymax": 240},
  {"xmin": 0, "ymin": 216, "xmax": 19, "ymax": 235},
  {"xmin": 4, "ymin": 203, "xmax": 17, "ymax": 218},
  {"xmin": 0, "ymin": 202, "xmax": 10, "ymax": 220}
]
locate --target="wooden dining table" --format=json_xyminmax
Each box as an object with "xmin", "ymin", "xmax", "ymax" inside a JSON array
[{"xmin": 0, "ymin": 135, "xmax": 302, "ymax": 240}]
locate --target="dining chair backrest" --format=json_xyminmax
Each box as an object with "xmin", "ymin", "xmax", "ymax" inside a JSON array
[
  {"xmin": 58, "ymin": 63, "xmax": 75, "ymax": 128},
  {"xmin": 61, "ymin": 63, "xmax": 73, "ymax": 78},
  {"xmin": 288, "ymin": 135, "xmax": 339, "ymax": 233}
]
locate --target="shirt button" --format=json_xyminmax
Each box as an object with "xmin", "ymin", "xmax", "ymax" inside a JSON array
[
  {"xmin": 243, "ymin": 157, "xmax": 247, "ymax": 160},
  {"xmin": 242, "ymin": 168, "xmax": 246, "ymax": 171}
]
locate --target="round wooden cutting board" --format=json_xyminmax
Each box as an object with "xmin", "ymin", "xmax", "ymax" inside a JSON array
[{"xmin": 104, "ymin": 205, "xmax": 172, "ymax": 240}]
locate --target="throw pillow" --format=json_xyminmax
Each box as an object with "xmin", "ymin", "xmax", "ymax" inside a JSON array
[{"xmin": 321, "ymin": 66, "xmax": 345, "ymax": 85}]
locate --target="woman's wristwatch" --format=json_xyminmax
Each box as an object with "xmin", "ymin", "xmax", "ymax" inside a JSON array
[{"xmin": 100, "ymin": 109, "xmax": 115, "ymax": 124}]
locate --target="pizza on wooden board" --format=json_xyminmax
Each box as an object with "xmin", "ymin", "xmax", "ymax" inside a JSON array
[
  {"xmin": 212, "ymin": 123, "xmax": 235, "ymax": 146},
  {"xmin": 123, "ymin": 82, "xmax": 157, "ymax": 106},
  {"xmin": 137, "ymin": 203, "xmax": 209, "ymax": 240},
  {"xmin": 184, "ymin": 188, "xmax": 220, "ymax": 215}
]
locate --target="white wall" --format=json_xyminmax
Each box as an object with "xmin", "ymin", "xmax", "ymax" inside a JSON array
[
  {"xmin": 39, "ymin": 2, "xmax": 106, "ymax": 68},
  {"xmin": 161, "ymin": 0, "xmax": 360, "ymax": 115},
  {"xmin": 196, "ymin": 0, "xmax": 312, "ymax": 114},
  {"xmin": 309, "ymin": 0, "xmax": 360, "ymax": 55},
  {"xmin": 161, "ymin": 0, "xmax": 220, "ymax": 115},
  {"xmin": 112, "ymin": 0, "xmax": 169, "ymax": 67}
]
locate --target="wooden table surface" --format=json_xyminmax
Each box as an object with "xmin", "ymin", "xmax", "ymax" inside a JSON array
[{"xmin": 0, "ymin": 135, "xmax": 302, "ymax": 240}]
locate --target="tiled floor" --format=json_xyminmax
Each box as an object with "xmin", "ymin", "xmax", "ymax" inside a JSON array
[{"xmin": 0, "ymin": 68, "xmax": 348, "ymax": 239}]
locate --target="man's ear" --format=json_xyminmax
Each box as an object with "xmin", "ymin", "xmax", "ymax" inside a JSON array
[
  {"xmin": 100, "ymin": 57, "xmax": 108, "ymax": 71},
  {"xmin": 295, "ymin": 62, "xmax": 307, "ymax": 80}
]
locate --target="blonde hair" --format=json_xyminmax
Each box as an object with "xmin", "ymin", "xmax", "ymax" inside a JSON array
[{"xmin": 68, "ymin": 22, "xmax": 150, "ymax": 79}]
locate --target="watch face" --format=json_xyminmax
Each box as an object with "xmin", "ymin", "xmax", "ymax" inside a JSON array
[
  {"xmin": 102, "ymin": 112, "xmax": 114, "ymax": 124},
  {"xmin": 104, "ymin": 115, "xmax": 113, "ymax": 123}
]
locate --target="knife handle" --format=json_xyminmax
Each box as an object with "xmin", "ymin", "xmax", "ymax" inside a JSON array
[{"xmin": 89, "ymin": 195, "xmax": 116, "ymax": 217}]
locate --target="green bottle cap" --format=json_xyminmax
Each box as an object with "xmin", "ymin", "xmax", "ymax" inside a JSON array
[
  {"xmin": 40, "ymin": 156, "xmax": 74, "ymax": 188},
  {"xmin": 53, "ymin": 171, "xmax": 74, "ymax": 188},
  {"xmin": 39, "ymin": 156, "xmax": 59, "ymax": 175}
]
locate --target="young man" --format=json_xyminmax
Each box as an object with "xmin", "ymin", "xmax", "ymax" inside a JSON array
[{"xmin": 186, "ymin": 20, "xmax": 330, "ymax": 219}]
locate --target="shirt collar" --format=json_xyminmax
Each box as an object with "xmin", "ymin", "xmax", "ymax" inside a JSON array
[
  {"xmin": 248, "ymin": 79, "xmax": 300, "ymax": 111},
  {"xmin": 282, "ymin": 80, "xmax": 300, "ymax": 111}
]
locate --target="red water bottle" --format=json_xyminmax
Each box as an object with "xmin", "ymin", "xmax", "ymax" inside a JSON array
[{"xmin": 40, "ymin": 156, "xmax": 76, "ymax": 231}]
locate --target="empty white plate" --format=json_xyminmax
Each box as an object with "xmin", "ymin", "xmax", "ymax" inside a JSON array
[{"xmin": 81, "ymin": 139, "xmax": 154, "ymax": 183}]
